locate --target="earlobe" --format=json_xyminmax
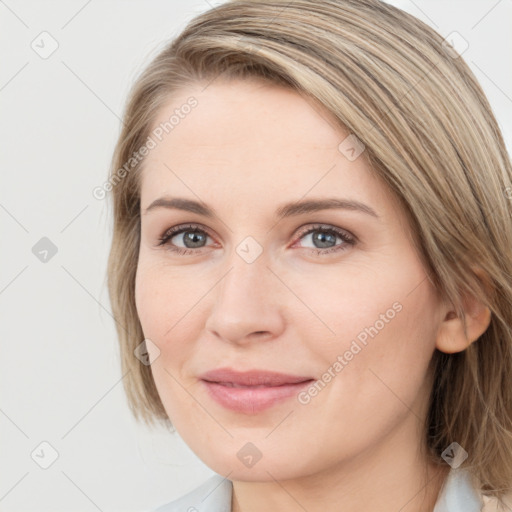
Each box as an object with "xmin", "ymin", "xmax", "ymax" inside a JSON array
[{"xmin": 435, "ymin": 285, "xmax": 492, "ymax": 354}]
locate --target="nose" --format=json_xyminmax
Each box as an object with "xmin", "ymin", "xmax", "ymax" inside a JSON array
[{"xmin": 204, "ymin": 251, "xmax": 286, "ymax": 346}]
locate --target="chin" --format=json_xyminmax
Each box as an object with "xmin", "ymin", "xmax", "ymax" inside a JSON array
[{"xmin": 188, "ymin": 438, "xmax": 320, "ymax": 482}]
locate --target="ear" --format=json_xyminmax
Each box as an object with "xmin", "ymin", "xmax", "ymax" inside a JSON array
[{"xmin": 435, "ymin": 268, "xmax": 492, "ymax": 354}]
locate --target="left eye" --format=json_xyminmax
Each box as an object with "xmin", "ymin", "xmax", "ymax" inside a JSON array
[
  {"xmin": 294, "ymin": 225, "xmax": 356, "ymax": 254},
  {"xmin": 157, "ymin": 223, "xmax": 356, "ymax": 256}
]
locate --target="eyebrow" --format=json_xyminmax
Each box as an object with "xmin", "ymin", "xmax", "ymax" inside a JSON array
[{"xmin": 144, "ymin": 197, "xmax": 379, "ymax": 219}]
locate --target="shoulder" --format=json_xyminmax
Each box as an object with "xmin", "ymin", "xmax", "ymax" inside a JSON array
[{"xmin": 150, "ymin": 474, "xmax": 233, "ymax": 512}]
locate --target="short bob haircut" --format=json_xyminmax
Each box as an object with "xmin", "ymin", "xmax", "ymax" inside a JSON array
[{"xmin": 107, "ymin": 0, "xmax": 512, "ymax": 501}]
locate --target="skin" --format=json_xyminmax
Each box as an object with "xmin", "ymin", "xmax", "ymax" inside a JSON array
[{"xmin": 135, "ymin": 78, "xmax": 491, "ymax": 512}]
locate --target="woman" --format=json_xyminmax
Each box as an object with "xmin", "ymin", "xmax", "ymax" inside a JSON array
[{"xmin": 106, "ymin": 0, "xmax": 512, "ymax": 510}]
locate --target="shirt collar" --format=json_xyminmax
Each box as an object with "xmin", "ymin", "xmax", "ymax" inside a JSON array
[{"xmin": 433, "ymin": 468, "xmax": 483, "ymax": 512}]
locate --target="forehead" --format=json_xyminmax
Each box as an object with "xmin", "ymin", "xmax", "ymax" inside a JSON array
[
  {"xmin": 139, "ymin": 78, "xmax": 399, "ymax": 222},
  {"xmin": 151, "ymin": 78, "xmax": 344, "ymax": 146}
]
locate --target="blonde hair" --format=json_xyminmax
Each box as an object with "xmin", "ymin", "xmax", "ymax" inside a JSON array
[{"xmin": 107, "ymin": 0, "xmax": 512, "ymax": 499}]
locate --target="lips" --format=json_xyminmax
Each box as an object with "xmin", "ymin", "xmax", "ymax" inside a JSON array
[{"xmin": 199, "ymin": 368, "xmax": 314, "ymax": 414}]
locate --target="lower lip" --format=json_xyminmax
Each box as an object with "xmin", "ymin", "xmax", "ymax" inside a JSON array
[{"xmin": 201, "ymin": 380, "xmax": 314, "ymax": 414}]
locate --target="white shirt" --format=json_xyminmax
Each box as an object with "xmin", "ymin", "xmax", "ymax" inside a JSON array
[{"xmin": 151, "ymin": 468, "xmax": 483, "ymax": 512}]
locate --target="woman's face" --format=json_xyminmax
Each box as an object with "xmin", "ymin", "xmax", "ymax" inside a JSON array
[{"xmin": 135, "ymin": 78, "xmax": 447, "ymax": 481}]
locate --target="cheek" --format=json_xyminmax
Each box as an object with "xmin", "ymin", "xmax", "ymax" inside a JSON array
[
  {"xmin": 295, "ymin": 253, "xmax": 439, "ymax": 407},
  {"xmin": 135, "ymin": 262, "xmax": 203, "ymax": 421},
  {"xmin": 311, "ymin": 287, "xmax": 438, "ymax": 433},
  {"xmin": 134, "ymin": 261, "xmax": 199, "ymax": 378},
  {"xmin": 135, "ymin": 259, "xmax": 202, "ymax": 340},
  {"xmin": 284, "ymin": 251, "xmax": 434, "ymax": 353}
]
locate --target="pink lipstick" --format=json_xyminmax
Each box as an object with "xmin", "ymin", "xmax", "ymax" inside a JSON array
[{"xmin": 199, "ymin": 368, "xmax": 314, "ymax": 414}]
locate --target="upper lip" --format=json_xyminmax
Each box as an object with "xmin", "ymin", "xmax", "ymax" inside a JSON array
[{"xmin": 199, "ymin": 368, "xmax": 314, "ymax": 387}]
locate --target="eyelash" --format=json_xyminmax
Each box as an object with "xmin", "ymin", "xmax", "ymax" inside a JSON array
[{"xmin": 157, "ymin": 223, "xmax": 356, "ymax": 256}]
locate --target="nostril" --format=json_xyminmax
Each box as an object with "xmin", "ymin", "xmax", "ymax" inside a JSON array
[{"xmin": 252, "ymin": 331, "xmax": 271, "ymax": 338}]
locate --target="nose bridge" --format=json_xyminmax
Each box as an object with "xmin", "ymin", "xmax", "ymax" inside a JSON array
[
  {"xmin": 205, "ymin": 243, "xmax": 285, "ymax": 343},
  {"xmin": 222, "ymin": 249, "xmax": 268, "ymax": 304}
]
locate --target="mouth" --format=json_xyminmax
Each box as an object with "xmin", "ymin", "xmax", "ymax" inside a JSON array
[{"xmin": 199, "ymin": 368, "xmax": 315, "ymax": 415}]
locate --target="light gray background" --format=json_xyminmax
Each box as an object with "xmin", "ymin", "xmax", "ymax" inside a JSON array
[{"xmin": 1, "ymin": 1, "xmax": 511, "ymax": 511}]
